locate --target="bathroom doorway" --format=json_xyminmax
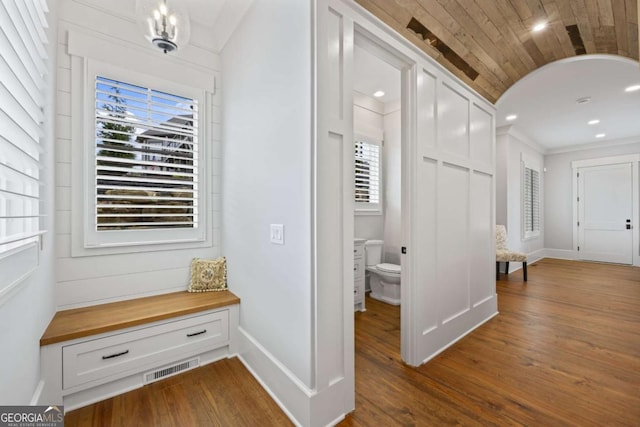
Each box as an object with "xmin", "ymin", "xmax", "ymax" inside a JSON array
[{"xmin": 352, "ymin": 32, "xmax": 404, "ymax": 358}]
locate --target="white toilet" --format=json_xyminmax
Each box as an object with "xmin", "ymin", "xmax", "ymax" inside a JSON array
[{"xmin": 364, "ymin": 240, "xmax": 401, "ymax": 305}]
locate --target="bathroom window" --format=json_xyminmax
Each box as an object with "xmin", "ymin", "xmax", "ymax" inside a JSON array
[
  {"xmin": 354, "ymin": 136, "xmax": 381, "ymax": 214},
  {"xmin": 522, "ymin": 154, "xmax": 541, "ymax": 240}
]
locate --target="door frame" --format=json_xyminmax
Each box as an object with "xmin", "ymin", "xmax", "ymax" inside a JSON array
[
  {"xmin": 352, "ymin": 25, "xmax": 417, "ymax": 364},
  {"xmin": 571, "ymin": 154, "xmax": 640, "ymax": 266}
]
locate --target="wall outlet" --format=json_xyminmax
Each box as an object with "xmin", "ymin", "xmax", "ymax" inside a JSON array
[{"xmin": 270, "ymin": 224, "xmax": 284, "ymax": 245}]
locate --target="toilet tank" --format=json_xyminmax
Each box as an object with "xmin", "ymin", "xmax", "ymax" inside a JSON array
[{"xmin": 364, "ymin": 240, "xmax": 384, "ymax": 267}]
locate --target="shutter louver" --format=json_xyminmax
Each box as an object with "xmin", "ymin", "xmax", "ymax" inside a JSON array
[
  {"xmin": 524, "ymin": 167, "xmax": 540, "ymax": 233},
  {"xmin": 0, "ymin": 0, "xmax": 48, "ymax": 253},
  {"xmin": 354, "ymin": 140, "xmax": 380, "ymax": 205},
  {"xmin": 95, "ymin": 76, "xmax": 198, "ymax": 231}
]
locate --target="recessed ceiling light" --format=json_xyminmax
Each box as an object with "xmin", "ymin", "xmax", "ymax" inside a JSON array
[
  {"xmin": 373, "ymin": 90, "xmax": 385, "ymax": 98},
  {"xmin": 576, "ymin": 96, "xmax": 591, "ymax": 104},
  {"xmin": 625, "ymin": 84, "xmax": 640, "ymax": 92},
  {"xmin": 506, "ymin": 114, "xmax": 517, "ymax": 121},
  {"xmin": 532, "ymin": 22, "xmax": 547, "ymax": 32},
  {"xmin": 595, "ymin": 133, "xmax": 606, "ymax": 138},
  {"xmin": 588, "ymin": 119, "xmax": 600, "ymax": 125}
]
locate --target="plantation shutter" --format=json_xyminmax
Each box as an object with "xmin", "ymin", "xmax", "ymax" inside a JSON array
[
  {"xmin": 0, "ymin": 0, "xmax": 48, "ymax": 254},
  {"xmin": 524, "ymin": 167, "xmax": 540, "ymax": 233},
  {"xmin": 95, "ymin": 76, "xmax": 199, "ymax": 231},
  {"xmin": 354, "ymin": 140, "xmax": 380, "ymax": 205}
]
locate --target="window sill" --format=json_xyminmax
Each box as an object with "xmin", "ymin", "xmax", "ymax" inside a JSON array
[
  {"xmin": 0, "ymin": 242, "xmax": 40, "ymax": 306},
  {"xmin": 522, "ymin": 232, "xmax": 541, "ymax": 241},
  {"xmin": 355, "ymin": 209, "xmax": 383, "ymax": 216}
]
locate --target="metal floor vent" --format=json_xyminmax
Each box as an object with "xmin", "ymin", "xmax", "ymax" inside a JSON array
[{"xmin": 144, "ymin": 358, "xmax": 199, "ymax": 384}]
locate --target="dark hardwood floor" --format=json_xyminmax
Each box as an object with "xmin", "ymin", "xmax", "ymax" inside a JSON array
[
  {"xmin": 66, "ymin": 259, "xmax": 640, "ymax": 426},
  {"xmin": 341, "ymin": 258, "xmax": 640, "ymax": 426},
  {"xmin": 64, "ymin": 357, "xmax": 292, "ymax": 426}
]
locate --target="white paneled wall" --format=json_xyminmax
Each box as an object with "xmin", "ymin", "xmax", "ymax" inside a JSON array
[
  {"xmin": 54, "ymin": 0, "xmax": 221, "ymax": 309},
  {"xmin": 382, "ymin": 102, "xmax": 401, "ymax": 265},
  {"xmin": 413, "ymin": 71, "xmax": 497, "ymax": 365}
]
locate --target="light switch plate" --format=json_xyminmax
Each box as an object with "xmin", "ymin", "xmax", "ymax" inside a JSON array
[{"xmin": 270, "ymin": 224, "xmax": 284, "ymax": 245}]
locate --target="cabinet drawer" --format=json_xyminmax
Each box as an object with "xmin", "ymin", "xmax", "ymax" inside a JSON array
[
  {"xmin": 354, "ymin": 258, "xmax": 365, "ymax": 279},
  {"xmin": 353, "ymin": 244, "xmax": 364, "ymax": 259},
  {"xmin": 354, "ymin": 278, "xmax": 365, "ymax": 304},
  {"xmin": 63, "ymin": 311, "xmax": 228, "ymax": 390}
]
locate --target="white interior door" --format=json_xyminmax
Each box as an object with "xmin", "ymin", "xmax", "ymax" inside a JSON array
[
  {"xmin": 407, "ymin": 67, "xmax": 497, "ymax": 366},
  {"xmin": 578, "ymin": 163, "xmax": 633, "ymax": 264}
]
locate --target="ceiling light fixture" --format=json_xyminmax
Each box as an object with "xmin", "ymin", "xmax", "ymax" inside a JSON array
[
  {"xmin": 625, "ymin": 84, "xmax": 640, "ymax": 92},
  {"xmin": 576, "ymin": 96, "xmax": 591, "ymax": 105},
  {"xmin": 505, "ymin": 114, "xmax": 517, "ymax": 121},
  {"xmin": 595, "ymin": 133, "xmax": 606, "ymax": 138},
  {"xmin": 532, "ymin": 22, "xmax": 547, "ymax": 32},
  {"xmin": 373, "ymin": 90, "xmax": 385, "ymax": 98},
  {"xmin": 587, "ymin": 119, "xmax": 600, "ymax": 125},
  {"xmin": 136, "ymin": 0, "xmax": 190, "ymax": 54}
]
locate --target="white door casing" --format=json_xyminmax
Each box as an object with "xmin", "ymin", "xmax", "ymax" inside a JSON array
[
  {"xmin": 578, "ymin": 163, "xmax": 633, "ymax": 264},
  {"xmin": 572, "ymin": 155, "xmax": 640, "ymax": 267},
  {"xmin": 321, "ymin": 0, "xmax": 498, "ymax": 372}
]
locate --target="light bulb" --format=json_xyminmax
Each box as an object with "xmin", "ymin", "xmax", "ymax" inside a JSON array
[
  {"xmin": 169, "ymin": 15, "xmax": 177, "ymax": 26},
  {"xmin": 153, "ymin": 9, "xmax": 160, "ymax": 20},
  {"xmin": 159, "ymin": 3, "xmax": 167, "ymax": 16}
]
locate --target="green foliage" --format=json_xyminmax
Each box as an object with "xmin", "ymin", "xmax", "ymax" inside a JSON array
[{"xmin": 97, "ymin": 88, "xmax": 135, "ymax": 166}]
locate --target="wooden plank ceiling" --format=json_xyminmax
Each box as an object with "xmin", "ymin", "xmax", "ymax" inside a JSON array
[{"xmin": 355, "ymin": 0, "xmax": 640, "ymax": 103}]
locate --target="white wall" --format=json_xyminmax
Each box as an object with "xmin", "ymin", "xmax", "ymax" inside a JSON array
[
  {"xmin": 54, "ymin": 0, "xmax": 221, "ymax": 309},
  {"xmin": 222, "ymin": 0, "xmax": 314, "ymax": 420},
  {"xmin": 352, "ymin": 94, "xmax": 402, "ymax": 265},
  {"xmin": 353, "ymin": 93, "xmax": 384, "ymax": 240},
  {"xmin": 545, "ymin": 139, "xmax": 640, "ymax": 251},
  {"xmin": 496, "ymin": 126, "xmax": 545, "ymax": 262},
  {"xmin": 0, "ymin": 1, "xmax": 58, "ymax": 405},
  {"xmin": 382, "ymin": 101, "xmax": 401, "ymax": 265}
]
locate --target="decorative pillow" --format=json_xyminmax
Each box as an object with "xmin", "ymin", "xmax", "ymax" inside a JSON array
[{"xmin": 188, "ymin": 257, "xmax": 227, "ymax": 292}]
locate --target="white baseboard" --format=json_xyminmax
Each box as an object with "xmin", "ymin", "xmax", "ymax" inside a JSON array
[
  {"xmin": 544, "ymin": 248, "xmax": 577, "ymax": 260},
  {"xmin": 527, "ymin": 249, "xmax": 545, "ymax": 264},
  {"xmin": 502, "ymin": 248, "xmax": 579, "ymax": 274},
  {"xmin": 237, "ymin": 326, "xmax": 311, "ymax": 427},
  {"xmin": 30, "ymin": 380, "xmax": 45, "ymax": 405},
  {"xmin": 503, "ymin": 248, "xmax": 553, "ymax": 274}
]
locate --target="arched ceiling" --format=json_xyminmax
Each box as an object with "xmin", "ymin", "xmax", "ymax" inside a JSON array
[
  {"xmin": 355, "ymin": 0, "xmax": 639, "ymax": 103},
  {"xmin": 496, "ymin": 55, "xmax": 640, "ymax": 149}
]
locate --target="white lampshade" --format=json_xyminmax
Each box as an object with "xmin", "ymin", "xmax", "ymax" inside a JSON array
[{"xmin": 136, "ymin": 0, "xmax": 191, "ymax": 53}]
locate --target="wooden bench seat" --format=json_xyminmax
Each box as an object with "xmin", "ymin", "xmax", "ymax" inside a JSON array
[{"xmin": 41, "ymin": 290, "xmax": 240, "ymax": 346}]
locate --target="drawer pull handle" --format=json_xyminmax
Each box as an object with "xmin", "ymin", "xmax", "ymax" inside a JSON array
[
  {"xmin": 187, "ymin": 329, "xmax": 207, "ymax": 338},
  {"xmin": 102, "ymin": 350, "xmax": 129, "ymax": 360}
]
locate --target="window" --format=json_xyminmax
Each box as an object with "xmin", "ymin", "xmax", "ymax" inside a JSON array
[
  {"xmin": 74, "ymin": 60, "xmax": 210, "ymax": 254},
  {"xmin": 522, "ymin": 155, "xmax": 541, "ymax": 239},
  {"xmin": 0, "ymin": 0, "xmax": 49, "ymax": 256},
  {"xmin": 354, "ymin": 136, "xmax": 381, "ymax": 214},
  {"xmin": 94, "ymin": 76, "xmax": 198, "ymax": 232}
]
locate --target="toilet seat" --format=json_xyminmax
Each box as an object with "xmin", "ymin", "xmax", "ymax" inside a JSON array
[{"xmin": 376, "ymin": 263, "xmax": 401, "ymax": 274}]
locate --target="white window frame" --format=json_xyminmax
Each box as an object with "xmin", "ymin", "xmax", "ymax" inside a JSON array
[
  {"xmin": 354, "ymin": 134, "xmax": 382, "ymax": 215},
  {"xmin": 521, "ymin": 153, "xmax": 541, "ymax": 240},
  {"xmin": 71, "ymin": 58, "xmax": 212, "ymax": 256}
]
